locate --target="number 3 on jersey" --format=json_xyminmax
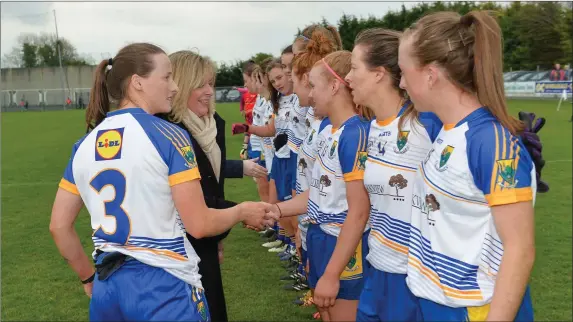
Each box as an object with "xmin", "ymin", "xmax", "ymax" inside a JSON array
[{"xmin": 90, "ymin": 169, "xmax": 131, "ymax": 245}]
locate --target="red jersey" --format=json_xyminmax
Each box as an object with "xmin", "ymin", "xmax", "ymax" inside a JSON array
[{"xmin": 242, "ymin": 91, "xmax": 257, "ymax": 125}]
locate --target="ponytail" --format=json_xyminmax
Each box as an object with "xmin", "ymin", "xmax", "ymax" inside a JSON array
[
  {"xmin": 407, "ymin": 10, "xmax": 523, "ymax": 135},
  {"xmin": 86, "ymin": 59, "xmax": 111, "ymax": 132},
  {"xmin": 462, "ymin": 11, "xmax": 524, "ymax": 134},
  {"xmin": 325, "ymin": 25, "xmax": 343, "ymax": 50}
]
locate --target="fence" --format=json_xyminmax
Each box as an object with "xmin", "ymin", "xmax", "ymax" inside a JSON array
[
  {"xmin": 1, "ymin": 86, "xmax": 242, "ymax": 112},
  {"xmin": 2, "ymin": 82, "xmax": 571, "ymax": 112}
]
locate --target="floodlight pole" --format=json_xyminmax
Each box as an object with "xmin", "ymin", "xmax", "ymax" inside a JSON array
[{"xmin": 53, "ymin": 9, "xmax": 67, "ymax": 110}]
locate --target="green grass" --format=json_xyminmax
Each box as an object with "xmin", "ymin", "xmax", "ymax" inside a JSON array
[{"xmin": 1, "ymin": 100, "xmax": 571, "ymax": 321}]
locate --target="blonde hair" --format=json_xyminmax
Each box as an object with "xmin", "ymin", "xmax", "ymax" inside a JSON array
[{"xmin": 168, "ymin": 50, "xmax": 217, "ymax": 123}]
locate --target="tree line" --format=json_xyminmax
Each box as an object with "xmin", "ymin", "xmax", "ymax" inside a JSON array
[{"xmin": 3, "ymin": 1, "xmax": 571, "ymax": 87}]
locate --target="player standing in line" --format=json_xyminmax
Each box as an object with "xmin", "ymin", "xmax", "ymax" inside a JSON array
[
  {"xmin": 399, "ymin": 11, "xmax": 536, "ymax": 321},
  {"xmin": 239, "ymin": 61, "xmax": 259, "ymax": 160},
  {"xmin": 233, "ymin": 59, "xmax": 298, "ymax": 253},
  {"xmin": 49, "ymin": 43, "xmax": 277, "ymax": 321},
  {"xmin": 306, "ymin": 51, "xmax": 372, "ymax": 321},
  {"xmin": 247, "ymin": 65, "xmax": 271, "ymax": 203},
  {"xmin": 344, "ymin": 28, "xmax": 442, "ymax": 321}
]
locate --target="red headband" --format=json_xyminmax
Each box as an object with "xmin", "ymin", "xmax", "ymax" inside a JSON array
[{"xmin": 322, "ymin": 58, "xmax": 349, "ymax": 87}]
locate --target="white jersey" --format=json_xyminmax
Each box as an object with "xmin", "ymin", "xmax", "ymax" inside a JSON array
[
  {"xmin": 274, "ymin": 94, "xmax": 298, "ymax": 158},
  {"xmin": 308, "ymin": 115, "xmax": 370, "ymax": 237},
  {"xmin": 286, "ymin": 99, "xmax": 310, "ymax": 154},
  {"xmin": 59, "ymin": 108, "xmax": 203, "ymax": 289},
  {"xmin": 296, "ymin": 117, "xmax": 331, "ymax": 250},
  {"xmin": 406, "ymin": 108, "xmax": 536, "ymax": 307},
  {"xmin": 250, "ymin": 95, "xmax": 267, "ymax": 152},
  {"xmin": 305, "ymin": 107, "xmax": 315, "ymax": 131},
  {"xmin": 364, "ymin": 105, "xmax": 441, "ymax": 274},
  {"xmin": 261, "ymin": 100, "xmax": 275, "ymax": 174}
]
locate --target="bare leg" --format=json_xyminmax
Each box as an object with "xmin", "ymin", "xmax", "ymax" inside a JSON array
[
  {"xmin": 255, "ymin": 176, "xmax": 269, "ymax": 203},
  {"xmin": 327, "ymin": 299, "xmax": 358, "ymax": 322}
]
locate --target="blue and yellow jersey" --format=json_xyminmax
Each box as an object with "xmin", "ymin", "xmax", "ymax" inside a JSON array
[
  {"xmin": 307, "ymin": 114, "xmax": 371, "ymax": 237},
  {"xmin": 406, "ymin": 107, "xmax": 536, "ymax": 307},
  {"xmin": 59, "ymin": 108, "xmax": 203, "ymax": 290}
]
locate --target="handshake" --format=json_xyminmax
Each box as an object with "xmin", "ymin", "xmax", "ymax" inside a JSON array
[{"xmin": 238, "ymin": 201, "xmax": 281, "ymax": 231}]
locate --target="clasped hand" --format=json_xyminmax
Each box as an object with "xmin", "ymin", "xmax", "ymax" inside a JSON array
[{"xmin": 239, "ymin": 201, "xmax": 280, "ymax": 230}]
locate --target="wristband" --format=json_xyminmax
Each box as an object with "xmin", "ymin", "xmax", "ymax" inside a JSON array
[
  {"xmin": 82, "ymin": 272, "xmax": 95, "ymax": 284},
  {"xmin": 275, "ymin": 203, "xmax": 283, "ymax": 218}
]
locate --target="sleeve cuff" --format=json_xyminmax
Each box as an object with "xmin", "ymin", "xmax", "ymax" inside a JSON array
[
  {"xmin": 169, "ymin": 168, "xmax": 201, "ymax": 186},
  {"xmin": 485, "ymin": 187, "xmax": 533, "ymax": 206},
  {"xmin": 343, "ymin": 171, "xmax": 364, "ymax": 182},
  {"xmin": 59, "ymin": 178, "xmax": 79, "ymax": 195}
]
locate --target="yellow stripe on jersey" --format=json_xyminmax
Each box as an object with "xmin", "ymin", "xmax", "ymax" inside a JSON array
[
  {"xmin": 489, "ymin": 123, "xmax": 501, "ymax": 194},
  {"xmin": 485, "ymin": 187, "xmax": 533, "ymax": 206},
  {"xmin": 343, "ymin": 170, "xmax": 364, "ymax": 182},
  {"xmin": 408, "ymin": 257, "xmax": 484, "ymax": 300},
  {"xmin": 59, "ymin": 178, "xmax": 79, "ymax": 195},
  {"xmin": 169, "ymin": 168, "xmax": 200, "ymax": 186},
  {"xmin": 123, "ymin": 246, "xmax": 188, "ymax": 261},
  {"xmin": 467, "ymin": 304, "xmax": 490, "ymax": 321},
  {"xmin": 371, "ymin": 230, "xmax": 408, "ymax": 255}
]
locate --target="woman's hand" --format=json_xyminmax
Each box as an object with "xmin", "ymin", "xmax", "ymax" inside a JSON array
[{"xmin": 243, "ymin": 158, "xmax": 267, "ymax": 178}]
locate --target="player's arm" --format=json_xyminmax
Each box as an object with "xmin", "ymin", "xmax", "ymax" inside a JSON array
[
  {"xmin": 315, "ymin": 124, "xmax": 371, "ymax": 308},
  {"xmin": 467, "ymin": 128, "xmax": 535, "ymax": 321},
  {"xmin": 248, "ymin": 120, "xmax": 276, "ymax": 137},
  {"xmin": 172, "ymin": 181, "xmax": 276, "ymax": 239},
  {"xmin": 271, "ymin": 190, "xmax": 310, "ymax": 217},
  {"xmin": 160, "ymin": 125, "xmax": 277, "ymax": 238},
  {"xmin": 50, "ymin": 189, "xmax": 95, "ymax": 282}
]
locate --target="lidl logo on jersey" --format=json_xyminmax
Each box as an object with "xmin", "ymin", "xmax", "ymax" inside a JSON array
[
  {"xmin": 496, "ymin": 158, "xmax": 518, "ymax": 188},
  {"xmin": 394, "ymin": 131, "xmax": 410, "ymax": 154},
  {"xmin": 95, "ymin": 128, "xmax": 124, "ymax": 161},
  {"xmin": 180, "ymin": 146, "xmax": 197, "ymax": 168}
]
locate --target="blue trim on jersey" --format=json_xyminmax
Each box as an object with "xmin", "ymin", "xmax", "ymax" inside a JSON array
[
  {"xmin": 420, "ymin": 163, "xmax": 488, "ymax": 205},
  {"xmin": 62, "ymin": 134, "xmax": 89, "ymax": 185},
  {"xmin": 319, "ymin": 117, "xmax": 331, "ymax": 133},
  {"xmin": 129, "ymin": 113, "xmax": 198, "ymax": 177},
  {"xmin": 418, "ymin": 112, "xmax": 443, "ymax": 143},
  {"xmin": 368, "ymin": 154, "xmax": 417, "ymax": 171},
  {"xmin": 107, "ymin": 107, "xmax": 148, "ymax": 117},
  {"xmin": 370, "ymin": 210, "xmax": 410, "ymax": 247},
  {"xmin": 409, "ymin": 225, "xmax": 480, "ymax": 291}
]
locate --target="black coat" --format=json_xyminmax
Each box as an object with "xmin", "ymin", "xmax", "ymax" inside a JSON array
[{"xmin": 158, "ymin": 112, "xmax": 242, "ymax": 322}]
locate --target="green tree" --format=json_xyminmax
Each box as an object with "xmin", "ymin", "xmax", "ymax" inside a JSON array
[
  {"xmin": 250, "ymin": 53, "xmax": 274, "ymax": 65},
  {"xmin": 2, "ymin": 33, "xmax": 89, "ymax": 68}
]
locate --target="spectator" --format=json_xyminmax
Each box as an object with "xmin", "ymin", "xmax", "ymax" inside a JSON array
[
  {"xmin": 550, "ymin": 63, "xmax": 566, "ymax": 81},
  {"xmin": 77, "ymin": 94, "xmax": 85, "ymax": 109}
]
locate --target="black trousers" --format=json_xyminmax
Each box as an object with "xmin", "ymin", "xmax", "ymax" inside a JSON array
[{"xmin": 188, "ymin": 236, "xmax": 228, "ymax": 322}]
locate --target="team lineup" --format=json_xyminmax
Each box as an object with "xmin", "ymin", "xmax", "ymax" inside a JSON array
[{"xmin": 49, "ymin": 9, "xmax": 548, "ymax": 322}]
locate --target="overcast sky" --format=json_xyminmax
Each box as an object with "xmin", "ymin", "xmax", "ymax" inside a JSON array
[{"xmin": 1, "ymin": 1, "xmax": 416, "ymax": 65}]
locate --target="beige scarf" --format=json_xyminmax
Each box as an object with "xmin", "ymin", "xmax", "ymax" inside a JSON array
[{"xmin": 181, "ymin": 108, "xmax": 222, "ymax": 181}]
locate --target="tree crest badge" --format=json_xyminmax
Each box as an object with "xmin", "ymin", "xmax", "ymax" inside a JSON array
[
  {"xmin": 436, "ymin": 145, "xmax": 454, "ymax": 171},
  {"xmin": 357, "ymin": 152, "xmax": 368, "ymax": 171},
  {"xmin": 496, "ymin": 158, "xmax": 518, "ymax": 188},
  {"xmin": 394, "ymin": 130, "xmax": 410, "ymax": 153},
  {"xmin": 180, "ymin": 146, "xmax": 197, "ymax": 168},
  {"xmin": 329, "ymin": 140, "xmax": 338, "ymax": 159}
]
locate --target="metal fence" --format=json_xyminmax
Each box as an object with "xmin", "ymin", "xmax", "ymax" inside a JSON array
[{"xmin": 1, "ymin": 86, "xmax": 242, "ymax": 112}]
